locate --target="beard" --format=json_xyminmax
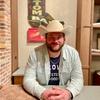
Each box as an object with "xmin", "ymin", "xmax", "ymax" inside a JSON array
[{"xmin": 46, "ymin": 42, "xmax": 64, "ymax": 52}]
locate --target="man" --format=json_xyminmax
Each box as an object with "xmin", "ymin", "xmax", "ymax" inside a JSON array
[{"xmin": 23, "ymin": 20, "xmax": 83, "ymax": 100}]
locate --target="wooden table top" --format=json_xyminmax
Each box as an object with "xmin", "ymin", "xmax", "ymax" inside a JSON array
[
  {"xmin": 1, "ymin": 85, "xmax": 100, "ymax": 100},
  {"xmin": 0, "ymin": 85, "xmax": 38, "ymax": 100}
]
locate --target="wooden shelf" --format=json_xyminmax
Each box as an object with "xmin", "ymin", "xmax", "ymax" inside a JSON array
[
  {"xmin": 93, "ymin": 23, "xmax": 100, "ymax": 28},
  {"xmin": 92, "ymin": 52, "xmax": 100, "ymax": 56},
  {"xmin": 91, "ymin": 49, "xmax": 100, "ymax": 56}
]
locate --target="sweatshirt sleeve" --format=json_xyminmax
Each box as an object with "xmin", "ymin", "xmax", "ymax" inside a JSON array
[
  {"xmin": 66, "ymin": 50, "xmax": 83, "ymax": 98},
  {"xmin": 23, "ymin": 50, "xmax": 46, "ymax": 99}
]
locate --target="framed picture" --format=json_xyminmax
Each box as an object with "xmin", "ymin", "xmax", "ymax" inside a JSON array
[{"xmin": 27, "ymin": 27, "xmax": 45, "ymax": 43}]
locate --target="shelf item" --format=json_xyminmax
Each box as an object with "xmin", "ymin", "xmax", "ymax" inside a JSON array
[
  {"xmin": 93, "ymin": 70, "xmax": 100, "ymax": 85},
  {"xmin": 95, "ymin": 0, "xmax": 100, "ymax": 5},
  {"xmin": 97, "ymin": 34, "xmax": 100, "ymax": 49}
]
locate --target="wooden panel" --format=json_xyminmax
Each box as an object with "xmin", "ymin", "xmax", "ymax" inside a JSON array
[
  {"xmin": 76, "ymin": 0, "xmax": 92, "ymax": 85},
  {"xmin": 81, "ymin": 0, "xmax": 92, "ymax": 27},
  {"xmin": 83, "ymin": 68, "xmax": 90, "ymax": 85},
  {"xmin": 77, "ymin": 27, "xmax": 91, "ymax": 68},
  {"xmin": 76, "ymin": 0, "xmax": 92, "ymax": 69},
  {"xmin": 76, "ymin": 0, "xmax": 82, "ymax": 29},
  {"xmin": 12, "ymin": 76, "xmax": 23, "ymax": 84},
  {"xmin": 80, "ymin": 28, "xmax": 91, "ymax": 68},
  {"xmin": 11, "ymin": 0, "xmax": 18, "ymax": 72},
  {"xmin": 77, "ymin": 0, "xmax": 92, "ymax": 29}
]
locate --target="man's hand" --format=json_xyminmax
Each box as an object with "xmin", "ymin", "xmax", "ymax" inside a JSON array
[
  {"xmin": 41, "ymin": 88, "xmax": 60, "ymax": 100},
  {"xmin": 41, "ymin": 86, "xmax": 72, "ymax": 100}
]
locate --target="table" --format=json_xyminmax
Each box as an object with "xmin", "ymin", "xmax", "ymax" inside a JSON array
[
  {"xmin": 74, "ymin": 86, "xmax": 100, "ymax": 100},
  {"xmin": 0, "ymin": 85, "xmax": 100, "ymax": 100},
  {"xmin": 0, "ymin": 85, "xmax": 37, "ymax": 100}
]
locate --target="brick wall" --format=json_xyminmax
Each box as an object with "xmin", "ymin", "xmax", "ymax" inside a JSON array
[{"xmin": 0, "ymin": 0, "xmax": 11, "ymax": 86}]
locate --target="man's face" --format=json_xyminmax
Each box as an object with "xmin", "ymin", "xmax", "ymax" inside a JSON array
[{"xmin": 45, "ymin": 32, "xmax": 65, "ymax": 52}]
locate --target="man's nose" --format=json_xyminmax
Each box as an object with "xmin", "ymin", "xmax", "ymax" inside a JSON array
[{"xmin": 52, "ymin": 37, "xmax": 59, "ymax": 41}]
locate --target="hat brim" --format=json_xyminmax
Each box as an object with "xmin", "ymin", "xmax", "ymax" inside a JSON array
[{"xmin": 39, "ymin": 25, "xmax": 72, "ymax": 35}]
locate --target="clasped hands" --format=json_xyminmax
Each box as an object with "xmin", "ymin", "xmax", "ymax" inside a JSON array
[{"xmin": 41, "ymin": 86, "xmax": 72, "ymax": 100}]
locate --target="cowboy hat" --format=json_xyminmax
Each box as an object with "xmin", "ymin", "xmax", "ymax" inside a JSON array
[{"xmin": 39, "ymin": 20, "xmax": 72, "ymax": 35}]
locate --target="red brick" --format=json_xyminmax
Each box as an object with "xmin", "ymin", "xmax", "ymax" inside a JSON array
[{"xmin": 0, "ymin": 0, "xmax": 11, "ymax": 86}]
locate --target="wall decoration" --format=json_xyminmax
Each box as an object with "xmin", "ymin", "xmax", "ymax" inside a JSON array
[
  {"xmin": 28, "ymin": 0, "xmax": 46, "ymax": 27},
  {"xmin": 28, "ymin": 0, "xmax": 54, "ymax": 27},
  {"xmin": 27, "ymin": 27, "xmax": 45, "ymax": 43},
  {"xmin": 27, "ymin": 0, "xmax": 54, "ymax": 43}
]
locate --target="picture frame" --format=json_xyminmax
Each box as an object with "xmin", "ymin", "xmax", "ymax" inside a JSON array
[{"xmin": 27, "ymin": 27, "xmax": 45, "ymax": 43}]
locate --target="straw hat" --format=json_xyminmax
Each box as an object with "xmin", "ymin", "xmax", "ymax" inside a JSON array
[{"xmin": 39, "ymin": 20, "xmax": 72, "ymax": 35}]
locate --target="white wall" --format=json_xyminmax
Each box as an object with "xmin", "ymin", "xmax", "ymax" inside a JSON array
[{"xmin": 18, "ymin": 0, "xmax": 77, "ymax": 67}]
